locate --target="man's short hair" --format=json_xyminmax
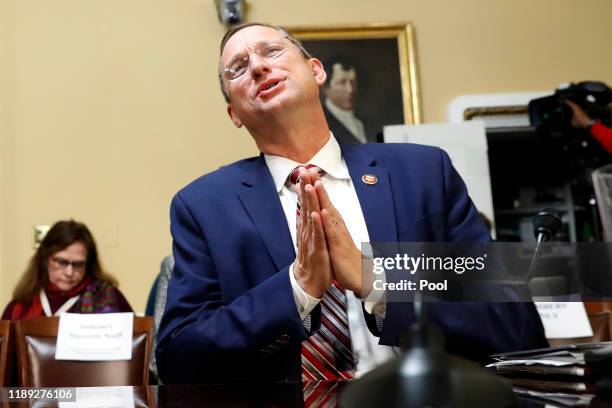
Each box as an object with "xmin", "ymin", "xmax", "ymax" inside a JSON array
[
  {"xmin": 322, "ymin": 55, "xmax": 359, "ymax": 88},
  {"xmin": 218, "ymin": 22, "xmax": 313, "ymax": 103}
]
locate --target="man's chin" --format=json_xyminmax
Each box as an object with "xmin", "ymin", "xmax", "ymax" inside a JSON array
[{"xmin": 255, "ymin": 93, "xmax": 293, "ymax": 113}]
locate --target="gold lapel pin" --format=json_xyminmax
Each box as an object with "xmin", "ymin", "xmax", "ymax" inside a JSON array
[{"xmin": 362, "ymin": 174, "xmax": 378, "ymax": 185}]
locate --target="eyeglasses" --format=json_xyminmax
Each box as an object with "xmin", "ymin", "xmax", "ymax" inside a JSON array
[
  {"xmin": 221, "ymin": 39, "xmax": 290, "ymax": 82},
  {"xmin": 50, "ymin": 257, "xmax": 87, "ymax": 272}
]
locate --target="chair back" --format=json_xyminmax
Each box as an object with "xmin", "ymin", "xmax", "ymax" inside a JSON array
[
  {"xmin": 15, "ymin": 316, "xmax": 153, "ymax": 387},
  {"xmin": 0, "ymin": 320, "xmax": 13, "ymax": 386}
]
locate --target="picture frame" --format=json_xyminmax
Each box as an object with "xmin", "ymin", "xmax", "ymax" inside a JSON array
[{"xmin": 288, "ymin": 23, "xmax": 421, "ymax": 143}]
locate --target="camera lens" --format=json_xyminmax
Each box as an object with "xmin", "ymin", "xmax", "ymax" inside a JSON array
[{"xmin": 227, "ymin": 11, "xmax": 240, "ymax": 24}]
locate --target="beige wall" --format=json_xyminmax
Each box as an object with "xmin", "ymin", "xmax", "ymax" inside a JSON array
[
  {"xmin": 1, "ymin": 0, "xmax": 612, "ymax": 312},
  {"xmin": 1, "ymin": 0, "xmax": 10, "ymax": 302}
]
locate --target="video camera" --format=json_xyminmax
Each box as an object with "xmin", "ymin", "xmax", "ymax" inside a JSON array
[
  {"xmin": 528, "ymin": 82, "xmax": 612, "ymax": 218},
  {"xmin": 529, "ymin": 81, "xmax": 612, "ymax": 137}
]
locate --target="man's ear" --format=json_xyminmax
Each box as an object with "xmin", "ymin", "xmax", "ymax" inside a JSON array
[
  {"xmin": 309, "ymin": 58, "xmax": 327, "ymax": 87},
  {"xmin": 227, "ymin": 105, "xmax": 243, "ymax": 128}
]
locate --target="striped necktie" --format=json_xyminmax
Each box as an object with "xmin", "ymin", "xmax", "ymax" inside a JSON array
[{"xmin": 288, "ymin": 165, "xmax": 356, "ymax": 381}]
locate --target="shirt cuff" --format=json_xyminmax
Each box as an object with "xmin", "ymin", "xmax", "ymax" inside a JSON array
[
  {"xmin": 363, "ymin": 268, "xmax": 387, "ymax": 317},
  {"xmin": 289, "ymin": 263, "xmax": 322, "ymax": 321}
]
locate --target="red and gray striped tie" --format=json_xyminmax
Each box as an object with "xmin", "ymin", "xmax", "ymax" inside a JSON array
[{"xmin": 289, "ymin": 165, "xmax": 356, "ymax": 381}]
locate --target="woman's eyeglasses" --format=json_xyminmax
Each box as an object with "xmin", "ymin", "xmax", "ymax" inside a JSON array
[{"xmin": 50, "ymin": 257, "xmax": 86, "ymax": 272}]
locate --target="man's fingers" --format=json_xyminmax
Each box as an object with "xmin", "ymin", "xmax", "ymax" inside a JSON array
[
  {"xmin": 299, "ymin": 168, "xmax": 310, "ymax": 225},
  {"xmin": 305, "ymin": 184, "xmax": 321, "ymax": 213},
  {"xmin": 299, "ymin": 167, "xmax": 313, "ymax": 185},
  {"xmin": 308, "ymin": 167, "xmax": 320, "ymax": 184},
  {"xmin": 314, "ymin": 179, "xmax": 335, "ymax": 211},
  {"xmin": 311, "ymin": 211, "xmax": 326, "ymax": 247},
  {"xmin": 320, "ymin": 208, "xmax": 340, "ymax": 244},
  {"xmin": 298, "ymin": 212, "xmax": 328, "ymax": 264},
  {"xmin": 302, "ymin": 189, "xmax": 321, "ymax": 243}
]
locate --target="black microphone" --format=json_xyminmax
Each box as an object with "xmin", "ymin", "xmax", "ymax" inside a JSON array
[
  {"xmin": 525, "ymin": 209, "xmax": 563, "ymax": 287},
  {"xmin": 533, "ymin": 209, "xmax": 562, "ymax": 245}
]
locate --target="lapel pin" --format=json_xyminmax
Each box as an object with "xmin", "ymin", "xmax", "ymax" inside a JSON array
[{"xmin": 362, "ymin": 174, "xmax": 378, "ymax": 185}]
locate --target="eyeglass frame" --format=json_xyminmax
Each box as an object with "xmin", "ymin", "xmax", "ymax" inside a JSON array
[
  {"xmin": 220, "ymin": 37, "xmax": 292, "ymax": 82},
  {"xmin": 218, "ymin": 28, "xmax": 313, "ymax": 101},
  {"xmin": 49, "ymin": 256, "xmax": 87, "ymax": 272}
]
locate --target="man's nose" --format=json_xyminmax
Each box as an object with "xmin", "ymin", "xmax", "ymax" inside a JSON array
[{"xmin": 248, "ymin": 53, "xmax": 272, "ymax": 77}]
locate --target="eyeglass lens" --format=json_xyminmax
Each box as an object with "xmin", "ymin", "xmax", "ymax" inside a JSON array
[
  {"xmin": 52, "ymin": 257, "xmax": 86, "ymax": 270},
  {"xmin": 223, "ymin": 40, "xmax": 288, "ymax": 81}
]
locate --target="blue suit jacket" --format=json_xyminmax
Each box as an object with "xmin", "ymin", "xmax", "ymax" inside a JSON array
[{"xmin": 156, "ymin": 143, "xmax": 546, "ymax": 384}]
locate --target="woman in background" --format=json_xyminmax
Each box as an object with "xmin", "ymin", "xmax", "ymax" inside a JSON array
[{"xmin": 2, "ymin": 220, "xmax": 132, "ymax": 320}]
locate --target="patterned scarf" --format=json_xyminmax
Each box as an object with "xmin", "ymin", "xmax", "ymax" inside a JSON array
[{"xmin": 9, "ymin": 276, "xmax": 120, "ymax": 320}]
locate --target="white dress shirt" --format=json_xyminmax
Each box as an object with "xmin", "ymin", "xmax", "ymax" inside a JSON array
[
  {"xmin": 325, "ymin": 99, "xmax": 368, "ymax": 143},
  {"xmin": 264, "ymin": 134, "xmax": 398, "ymax": 376}
]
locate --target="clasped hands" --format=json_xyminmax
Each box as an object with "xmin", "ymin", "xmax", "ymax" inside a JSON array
[{"xmin": 293, "ymin": 167, "xmax": 367, "ymax": 299}]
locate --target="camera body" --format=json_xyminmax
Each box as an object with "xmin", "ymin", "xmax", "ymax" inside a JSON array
[
  {"xmin": 529, "ymin": 81, "xmax": 612, "ymax": 136},
  {"xmin": 528, "ymin": 81, "xmax": 612, "ymax": 205},
  {"xmin": 215, "ymin": 0, "xmax": 245, "ymax": 26}
]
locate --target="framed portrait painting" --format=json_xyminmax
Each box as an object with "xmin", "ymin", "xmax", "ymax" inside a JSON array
[{"xmin": 288, "ymin": 23, "xmax": 421, "ymax": 143}]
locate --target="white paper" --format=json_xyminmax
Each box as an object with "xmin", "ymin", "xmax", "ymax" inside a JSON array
[
  {"xmin": 59, "ymin": 386, "xmax": 134, "ymax": 408},
  {"xmin": 486, "ymin": 359, "xmax": 576, "ymax": 368},
  {"xmin": 55, "ymin": 312, "xmax": 134, "ymax": 361},
  {"xmin": 383, "ymin": 122, "xmax": 495, "ymax": 237},
  {"xmin": 535, "ymin": 302, "xmax": 593, "ymax": 339}
]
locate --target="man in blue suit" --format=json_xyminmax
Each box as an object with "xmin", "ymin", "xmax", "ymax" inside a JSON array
[{"xmin": 156, "ymin": 22, "xmax": 546, "ymax": 384}]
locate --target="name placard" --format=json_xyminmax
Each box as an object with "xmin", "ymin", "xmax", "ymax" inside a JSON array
[
  {"xmin": 535, "ymin": 302, "xmax": 593, "ymax": 339},
  {"xmin": 59, "ymin": 386, "xmax": 134, "ymax": 408},
  {"xmin": 55, "ymin": 312, "xmax": 133, "ymax": 361}
]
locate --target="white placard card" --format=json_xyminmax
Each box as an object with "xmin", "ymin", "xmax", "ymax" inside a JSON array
[
  {"xmin": 535, "ymin": 302, "xmax": 593, "ymax": 339},
  {"xmin": 59, "ymin": 386, "xmax": 135, "ymax": 408},
  {"xmin": 55, "ymin": 312, "xmax": 134, "ymax": 361}
]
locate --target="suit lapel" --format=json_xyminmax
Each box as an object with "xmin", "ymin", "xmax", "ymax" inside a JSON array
[
  {"xmin": 236, "ymin": 146, "xmax": 398, "ymax": 270},
  {"xmin": 342, "ymin": 145, "xmax": 398, "ymax": 244},
  {"xmin": 238, "ymin": 156, "xmax": 295, "ymax": 271}
]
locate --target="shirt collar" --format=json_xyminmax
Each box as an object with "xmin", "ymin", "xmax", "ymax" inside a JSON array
[
  {"xmin": 264, "ymin": 133, "xmax": 351, "ymax": 193},
  {"xmin": 325, "ymin": 98, "xmax": 356, "ymax": 120}
]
